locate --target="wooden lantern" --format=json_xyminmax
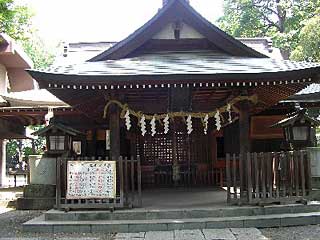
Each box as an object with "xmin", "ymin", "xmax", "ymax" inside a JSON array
[
  {"xmin": 32, "ymin": 121, "xmax": 85, "ymax": 156},
  {"xmin": 271, "ymin": 109, "xmax": 320, "ymax": 150}
]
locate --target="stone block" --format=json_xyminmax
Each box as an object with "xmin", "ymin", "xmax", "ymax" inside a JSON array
[
  {"xmin": 16, "ymin": 197, "xmax": 55, "ymax": 210},
  {"xmin": 22, "ymin": 224, "xmax": 53, "ymax": 233},
  {"xmin": 174, "ymin": 229, "xmax": 205, "ymax": 240},
  {"xmin": 45, "ymin": 212, "xmax": 76, "ymax": 221},
  {"xmin": 145, "ymin": 231, "xmax": 174, "ymax": 240},
  {"xmin": 115, "ymin": 232, "xmax": 145, "ymax": 239},
  {"xmin": 167, "ymin": 221, "xmax": 205, "ymax": 230},
  {"xmin": 23, "ymin": 184, "xmax": 55, "ymax": 198},
  {"xmin": 243, "ymin": 217, "xmax": 281, "ymax": 228},
  {"xmin": 202, "ymin": 228, "xmax": 236, "ymax": 240},
  {"xmin": 280, "ymin": 215, "xmax": 315, "ymax": 227},
  {"xmin": 128, "ymin": 223, "xmax": 167, "ymax": 232},
  {"xmin": 206, "ymin": 219, "xmax": 244, "ymax": 228},
  {"xmin": 221, "ymin": 208, "xmax": 253, "ymax": 217},
  {"xmin": 186, "ymin": 209, "xmax": 220, "ymax": 218},
  {"xmin": 91, "ymin": 224, "xmax": 129, "ymax": 233},
  {"xmin": 113, "ymin": 212, "xmax": 146, "ymax": 220},
  {"xmin": 231, "ymin": 228, "xmax": 267, "ymax": 240},
  {"xmin": 53, "ymin": 224, "xmax": 91, "ymax": 233}
]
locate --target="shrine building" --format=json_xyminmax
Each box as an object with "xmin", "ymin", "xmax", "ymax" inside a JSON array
[{"xmin": 26, "ymin": 0, "xmax": 320, "ymax": 207}]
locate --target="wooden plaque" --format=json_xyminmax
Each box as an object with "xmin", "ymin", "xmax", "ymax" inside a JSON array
[
  {"xmin": 66, "ymin": 161, "xmax": 116, "ymax": 199},
  {"xmin": 250, "ymin": 115, "xmax": 284, "ymax": 139}
]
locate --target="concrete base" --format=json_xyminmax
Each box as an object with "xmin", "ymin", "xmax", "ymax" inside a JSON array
[
  {"xmin": 23, "ymin": 203, "xmax": 320, "ymax": 233},
  {"xmin": 23, "ymin": 184, "xmax": 55, "ymax": 198},
  {"xmin": 16, "ymin": 197, "xmax": 55, "ymax": 210},
  {"xmin": 16, "ymin": 184, "xmax": 56, "ymax": 210}
]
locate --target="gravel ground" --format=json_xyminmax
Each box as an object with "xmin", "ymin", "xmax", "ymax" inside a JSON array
[
  {"xmin": 261, "ymin": 225, "xmax": 320, "ymax": 240},
  {"xmin": 0, "ymin": 209, "xmax": 114, "ymax": 239}
]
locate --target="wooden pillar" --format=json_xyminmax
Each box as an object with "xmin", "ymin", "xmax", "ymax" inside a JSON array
[
  {"xmin": 172, "ymin": 120, "xmax": 179, "ymax": 186},
  {"xmin": 92, "ymin": 129, "xmax": 97, "ymax": 158},
  {"xmin": 239, "ymin": 101, "xmax": 251, "ymax": 156},
  {"xmin": 238, "ymin": 100, "xmax": 251, "ymax": 200},
  {"xmin": 110, "ymin": 106, "xmax": 120, "ymax": 160},
  {"xmin": 0, "ymin": 140, "xmax": 6, "ymax": 187}
]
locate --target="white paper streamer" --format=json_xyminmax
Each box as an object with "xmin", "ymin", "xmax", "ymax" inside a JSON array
[
  {"xmin": 215, "ymin": 110, "xmax": 221, "ymax": 131},
  {"xmin": 151, "ymin": 116, "xmax": 156, "ymax": 136},
  {"xmin": 124, "ymin": 110, "xmax": 131, "ymax": 130},
  {"xmin": 227, "ymin": 103, "xmax": 232, "ymax": 123},
  {"xmin": 140, "ymin": 115, "xmax": 147, "ymax": 136},
  {"xmin": 163, "ymin": 114, "xmax": 170, "ymax": 134},
  {"xmin": 186, "ymin": 115, "xmax": 193, "ymax": 134},
  {"xmin": 203, "ymin": 114, "xmax": 209, "ymax": 135}
]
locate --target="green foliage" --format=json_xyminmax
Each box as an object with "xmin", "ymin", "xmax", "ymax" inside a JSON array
[
  {"xmin": 21, "ymin": 34, "xmax": 55, "ymax": 69},
  {"xmin": 218, "ymin": 0, "xmax": 320, "ymax": 59},
  {"xmin": 0, "ymin": 0, "xmax": 54, "ymax": 69},
  {"xmin": 6, "ymin": 125, "xmax": 45, "ymax": 170},
  {"xmin": 0, "ymin": 0, "xmax": 33, "ymax": 41},
  {"xmin": 290, "ymin": 15, "xmax": 320, "ymax": 62}
]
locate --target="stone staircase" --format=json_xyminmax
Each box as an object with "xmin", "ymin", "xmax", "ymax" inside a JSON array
[{"xmin": 23, "ymin": 203, "xmax": 320, "ymax": 233}]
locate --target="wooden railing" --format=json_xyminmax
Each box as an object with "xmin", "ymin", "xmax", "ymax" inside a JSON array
[
  {"xmin": 226, "ymin": 151, "xmax": 312, "ymax": 205},
  {"xmin": 141, "ymin": 164, "xmax": 224, "ymax": 188},
  {"xmin": 56, "ymin": 156, "xmax": 142, "ymax": 210}
]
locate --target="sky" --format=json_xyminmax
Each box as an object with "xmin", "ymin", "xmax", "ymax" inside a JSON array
[{"xmin": 20, "ymin": 0, "xmax": 224, "ymax": 44}]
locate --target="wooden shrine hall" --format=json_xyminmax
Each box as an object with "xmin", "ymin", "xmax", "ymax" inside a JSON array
[{"xmin": 27, "ymin": 0, "xmax": 320, "ymax": 206}]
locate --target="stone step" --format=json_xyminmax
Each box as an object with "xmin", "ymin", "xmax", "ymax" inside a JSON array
[
  {"xmin": 23, "ymin": 211, "xmax": 320, "ymax": 233},
  {"xmin": 44, "ymin": 204, "xmax": 320, "ymax": 221}
]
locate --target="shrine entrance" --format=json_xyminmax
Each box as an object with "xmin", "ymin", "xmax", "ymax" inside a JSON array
[{"xmin": 128, "ymin": 118, "xmax": 224, "ymax": 189}]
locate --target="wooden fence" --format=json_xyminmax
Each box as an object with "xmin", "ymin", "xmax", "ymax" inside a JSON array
[
  {"xmin": 226, "ymin": 150, "xmax": 312, "ymax": 205},
  {"xmin": 56, "ymin": 156, "xmax": 142, "ymax": 210}
]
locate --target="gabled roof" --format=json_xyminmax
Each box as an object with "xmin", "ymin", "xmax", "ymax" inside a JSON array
[
  {"xmin": 282, "ymin": 84, "xmax": 320, "ymax": 103},
  {"xmin": 32, "ymin": 122, "xmax": 85, "ymax": 136},
  {"xmin": 271, "ymin": 109, "xmax": 320, "ymax": 128},
  {"xmin": 89, "ymin": 0, "xmax": 266, "ymax": 61}
]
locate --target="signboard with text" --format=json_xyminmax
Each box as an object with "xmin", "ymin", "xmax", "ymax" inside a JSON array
[{"xmin": 66, "ymin": 161, "xmax": 116, "ymax": 199}]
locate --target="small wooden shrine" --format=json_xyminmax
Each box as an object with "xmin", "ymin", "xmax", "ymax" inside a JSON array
[{"xmin": 26, "ymin": 0, "xmax": 320, "ymax": 206}]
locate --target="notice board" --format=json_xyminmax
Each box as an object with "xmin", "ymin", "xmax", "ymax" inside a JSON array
[{"xmin": 66, "ymin": 161, "xmax": 116, "ymax": 199}]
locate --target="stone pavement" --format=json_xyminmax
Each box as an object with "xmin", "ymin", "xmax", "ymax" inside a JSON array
[{"xmin": 114, "ymin": 228, "xmax": 268, "ymax": 240}]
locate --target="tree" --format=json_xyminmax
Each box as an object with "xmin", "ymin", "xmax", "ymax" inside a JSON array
[
  {"xmin": 290, "ymin": 15, "xmax": 320, "ymax": 62},
  {"xmin": 218, "ymin": 0, "xmax": 320, "ymax": 59},
  {"xmin": 0, "ymin": 0, "xmax": 33, "ymax": 41},
  {"xmin": 1, "ymin": 1, "xmax": 53, "ymax": 169},
  {"xmin": 6, "ymin": 126, "xmax": 45, "ymax": 171},
  {"xmin": 0, "ymin": 0, "xmax": 55, "ymax": 69},
  {"xmin": 22, "ymin": 34, "xmax": 56, "ymax": 69}
]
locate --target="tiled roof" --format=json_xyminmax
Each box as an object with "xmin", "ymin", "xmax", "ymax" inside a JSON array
[
  {"xmin": 295, "ymin": 83, "xmax": 320, "ymax": 95},
  {"xmin": 46, "ymin": 51, "xmax": 319, "ymax": 77},
  {"xmin": 53, "ymin": 38, "xmax": 280, "ymax": 66},
  {"xmin": 1, "ymin": 89, "xmax": 68, "ymax": 107}
]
